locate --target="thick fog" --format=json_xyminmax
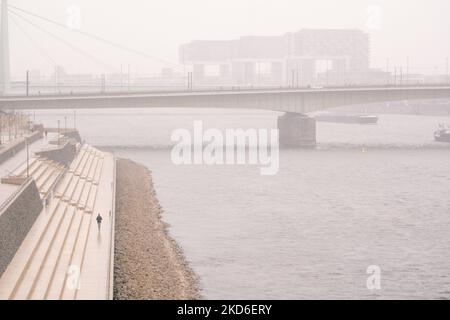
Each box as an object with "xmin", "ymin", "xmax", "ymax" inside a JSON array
[{"xmin": 6, "ymin": 0, "xmax": 450, "ymax": 77}]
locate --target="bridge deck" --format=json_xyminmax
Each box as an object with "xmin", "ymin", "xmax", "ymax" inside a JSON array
[{"xmin": 1, "ymin": 85, "xmax": 449, "ymax": 113}]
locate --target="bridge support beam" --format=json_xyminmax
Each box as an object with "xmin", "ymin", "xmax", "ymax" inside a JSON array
[{"xmin": 278, "ymin": 112, "xmax": 316, "ymax": 148}]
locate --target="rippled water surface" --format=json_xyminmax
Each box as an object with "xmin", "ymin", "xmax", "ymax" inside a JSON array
[{"xmin": 35, "ymin": 109, "xmax": 450, "ymax": 299}]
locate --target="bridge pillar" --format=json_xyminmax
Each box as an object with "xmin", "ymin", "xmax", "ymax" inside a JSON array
[{"xmin": 278, "ymin": 112, "xmax": 316, "ymax": 148}]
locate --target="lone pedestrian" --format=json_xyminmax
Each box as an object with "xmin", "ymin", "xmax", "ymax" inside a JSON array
[{"xmin": 96, "ymin": 213, "xmax": 103, "ymax": 232}]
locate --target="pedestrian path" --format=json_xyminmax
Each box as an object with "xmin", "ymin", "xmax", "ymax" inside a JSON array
[{"xmin": 0, "ymin": 144, "xmax": 115, "ymax": 300}]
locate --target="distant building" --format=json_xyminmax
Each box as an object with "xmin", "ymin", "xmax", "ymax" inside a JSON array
[
  {"xmin": 317, "ymin": 69, "xmax": 390, "ymax": 86},
  {"xmin": 179, "ymin": 29, "xmax": 370, "ymax": 86},
  {"xmin": 29, "ymin": 69, "xmax": 42, "ymax": 82},
  {"xmin": 50, "ymin": 66, "xmax": 95, "ymax": 86}
]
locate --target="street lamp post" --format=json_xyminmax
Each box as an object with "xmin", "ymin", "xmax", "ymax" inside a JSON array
[
  {"xmin": 291, "ymin": 70, "xmax": 295, "ymax": 88},
  {"xmin": 26, "ymin": 137, "xmax": 29, "ymax": 178},
  {"xmin": 406, "ymin": 57, "xmax": 410, "ymax": 84},
  {"xmin": 393, "ymin": 67, "xmax": 396, "ymax": 86},
  {"xmin": 0, "ymin": 113, "xmax": 2, "ymax": 145},
  {"xmin": 446, "ymin": 57, "xmax": 449, "ymax": 84},
  {"xmin": 8, "ymin": 113, "xmax": 11, "ymax": 142},
  {"xmin": 386, "ymin": 58, "xmax": 390, "ymax": 85},
  {"xmin": 26, "ymin": 70, "xmax": 29, "ymax": 96},
  {"xmin": 14, "ymin": 112, "xmax": 17, "ymax": 138},
  {"xmin": 120, "ymin": 64, "xmax": 124, "ymax": 91},
  {"xmin": 128, "ymin": 64, "xmax": 131, "ymax": 91}
]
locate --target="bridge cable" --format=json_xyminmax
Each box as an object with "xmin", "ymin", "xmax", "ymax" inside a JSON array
[
  {"xmin": 8, "ymin": 12, "xmax": 59, "ymax": 68},
  {"xmin": 9, "ymin": 9, "xmax": 118, "ymax": 73},
  {"xmin": 8, "ymin": 4, "xmax": 183, "ymax": 70}
]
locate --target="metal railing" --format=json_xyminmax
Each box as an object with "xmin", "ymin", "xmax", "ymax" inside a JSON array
[
  {"xmin": 107, "ymin": 153, "xmax": 116, "ymax": 300},
  {"xmin": 3, "ymin": 82, "xmax": 450, "ymax": 99}
]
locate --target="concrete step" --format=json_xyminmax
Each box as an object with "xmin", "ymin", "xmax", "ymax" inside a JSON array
[
  {"xmin": 0, "ymin": 148, "xmax": 115, "ymax": 301},
  {"xmin": 55, "ymin": 173, "xmax": 74, "ymax": 198},
  {"xmin": 39, "ymin": 168, "xmax": 62, "ymax": 196},
  {"xmin": 30, "ymin": 161, "xmax": 49, "ymax": 181},
  {"xmin": 76, "ymin": 152, "xmax": 114, "ymax": 300},
  {"xmin": 78, "ymin": 182, "xmax": 92, "ymax": 210},
  {"xmin": 17, "ymin": 158, "xmax": 39, "ymax": 176},
  {"xmin": 81, "ymin": 152, "xmax": 94, "ymax": 177},
  {"xmin": 28, "ymin": 205, "xmax": 77, "ymax": 300},
  {"xmin": 44, "ymin": 209, "xmax": 84, "ymax": 299},
  {"xmin": 87, "ymin": 158, "xmax": 99, "ymax": 182},
  {"xmin": 60, "ymin": 213, "xmax": 92, "ymax": 300},
  {"xmin": 75, "ymin": 152, "xmax": 91, "ymax": 176},
  {"xmin": 82, "ymin": 154, "xmax": 96, "ymax": 180},
  {"xmin": 85, "ymin": 185, "xmax": 98, "ymax": 214},
  {"xmin": 93, "ymin": 159, "xmax": 103, "ymax": 185},
  {"xmin": 35, "ymin": 164, "xmax": 59, "ymax": 191},
  {"xmin": 27, "ymin": 159, "xmax": 43, "ymax": 176},
  {"xmin": 0, "ymin": 201, "xmax": 60, "ymax": 299},
  {"xmin": 28, "ymin": 158, "xmax": 46, "ymax": 175},
  {"xmin": 70, "ymin": 179, "xmax": 86, "ymax": 206},
  {"xmin": 33, "ymin": 162, "xmax": 60, "ymax": 187},
  {"xmin": 63, "ymin": 175, "xmax": 80, "ymax": 202},
  {"xmin": 69, "ymin": 147, "xmax": 87, "ymax": 174},
  {"xmin": 10, "ymin": 203, "xmax": 69, "ymax": 299}
]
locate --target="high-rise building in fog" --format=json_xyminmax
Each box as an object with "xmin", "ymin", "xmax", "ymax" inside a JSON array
[{"xmin": 179, "ymin": 29, "xmax": 371, "ymax": 86}]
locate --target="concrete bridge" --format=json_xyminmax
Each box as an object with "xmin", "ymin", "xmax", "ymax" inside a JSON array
[
  {"xmin": 1, "ymin": 85, "xmax": 450, "ymax": 147},
  {"xmin": 1, "ymin": 0, "xmax": 450, "ymax": 146},
  {"xmin": 1, "ymin": 86, "xmax": 450, "ymax": 111}
]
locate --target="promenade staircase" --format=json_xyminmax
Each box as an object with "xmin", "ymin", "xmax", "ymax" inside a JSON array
[{"xmin": 0, "ymin": 144, "xmax": 107, "ymax": 300}]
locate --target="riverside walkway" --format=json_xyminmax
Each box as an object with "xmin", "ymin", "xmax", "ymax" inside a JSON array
[
  {"xmin": 0, "ymin": 134, "xmax": 49, "ymax": 207},
  {"xmin": 0, "ymin": 143, "xmax": 115, "ymax": 300}
]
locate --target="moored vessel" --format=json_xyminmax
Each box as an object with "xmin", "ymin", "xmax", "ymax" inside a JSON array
[
  {"xmin": 313, "ymin": 112, "xmax": 378, "ymax": 124},
  {"xmin": 434, "ymin": 124, "xmax": 450, "ymax": 143}
]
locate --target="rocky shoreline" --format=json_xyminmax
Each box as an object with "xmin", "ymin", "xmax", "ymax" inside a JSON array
[{"xmin": 113, "ymin": 158, "xmax": 200, "ymax": 300}]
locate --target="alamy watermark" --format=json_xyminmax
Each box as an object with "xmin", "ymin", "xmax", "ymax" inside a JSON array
[
  {"xmin": 66, "ymin": 264, "xmax": 81, "ymax": 291},
  {"xmin": 366, "ymin": 265, "xmax": 381, "ymax": 290},
  {"xmin": 171, "ymin": 121, "xmax": 279, "ymax": 176},
  {"xmin": 66, "ymin": 5, "xmax": 82, "ymax": 30},
  {"xmin": 366, "ymin": 5, "xmax": 383, "ymax": 31}
]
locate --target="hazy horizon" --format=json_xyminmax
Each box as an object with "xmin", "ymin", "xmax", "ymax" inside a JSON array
[{"xmin": 4, "ymin": 0, "xmax": 450, "ymax": 78}]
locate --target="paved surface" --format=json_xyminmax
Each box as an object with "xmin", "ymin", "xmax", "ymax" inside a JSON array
[
  {"xmin": 0, "ymin": 145, "xmax": 115, "ymax": 300},
  {"xmin": 0, "ymin": 134, "xmax": 52, "ymax": 210},
  {"xmin": 76, "ymin": 152, "xmax": 115, "ymax": 300}
]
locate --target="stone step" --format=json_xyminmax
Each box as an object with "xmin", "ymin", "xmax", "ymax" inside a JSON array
[{"xmin": 44, "ymin": 209, "xmax": 84, "ymax": 299}]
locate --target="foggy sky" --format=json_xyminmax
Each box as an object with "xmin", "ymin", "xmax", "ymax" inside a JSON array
[{"xmin": 6, "ymin": 0, "xmax": 450, "ymax": 78}]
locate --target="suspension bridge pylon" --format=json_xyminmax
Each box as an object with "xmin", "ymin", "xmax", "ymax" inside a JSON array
[{"xmin": 0, "ymin": 0, "xmax": 10, "ymax": 95}]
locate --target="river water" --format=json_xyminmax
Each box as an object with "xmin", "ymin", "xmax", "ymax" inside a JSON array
[{"xmin": 34, "ymin": 109, "xmax": 450, "ymax": 299}]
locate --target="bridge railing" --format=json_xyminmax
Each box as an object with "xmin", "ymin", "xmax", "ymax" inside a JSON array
[{"xmin": 3, "ymin": 82, "xmax": 450, "ymax": 99}]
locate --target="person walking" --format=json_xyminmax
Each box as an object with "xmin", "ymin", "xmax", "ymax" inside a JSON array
[{"xmin": 96, "ymin": 213, "xmax": 103, "ymax": 232}]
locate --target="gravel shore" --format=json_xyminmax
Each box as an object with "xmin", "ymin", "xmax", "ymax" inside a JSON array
[{"xmin": 113, "ymin": 158, "xmax": 200, "ymax": 300}]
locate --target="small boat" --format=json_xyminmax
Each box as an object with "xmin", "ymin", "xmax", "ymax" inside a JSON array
[{"xmin": 434, "ymin": 124, "xmax": 450, "ymax": 143}]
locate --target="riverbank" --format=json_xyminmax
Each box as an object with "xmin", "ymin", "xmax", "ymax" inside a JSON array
[{"xmin": 113, "ymin": 158, "xmax": 200, "ymax": 300}]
